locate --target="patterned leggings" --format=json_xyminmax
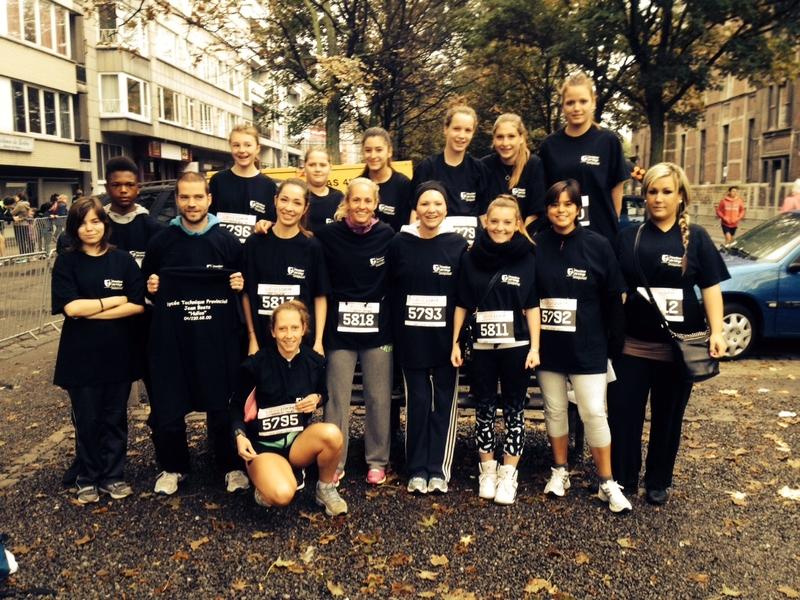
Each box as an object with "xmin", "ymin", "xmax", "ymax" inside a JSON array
[{"xmin": 471, "ymin": 345, "xmax": 530, "ymax": 457}]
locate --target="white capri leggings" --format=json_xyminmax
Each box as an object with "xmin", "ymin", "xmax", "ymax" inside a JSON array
[{"xmin": 538, "ymin": 370, "xmax": 611, "ymax": 448}]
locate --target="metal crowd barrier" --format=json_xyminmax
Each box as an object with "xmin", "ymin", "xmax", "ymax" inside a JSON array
[{"xmin": 0, "ymin": 216, "xmax": 65, "ymax": 344}]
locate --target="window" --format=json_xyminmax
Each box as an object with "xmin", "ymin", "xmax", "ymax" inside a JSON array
[
  {"xmin": 699, "ymin": 129, "xmax": 707, "ymax": 183},
  {"xmin": 5, "ymin": 0, "xmax": 71, "ymax": 57},
  {"xmin": 721, "ymin": 124, "xmax": 729, "ymax": 182},
  {"xmin": 96, "ymin": 142, "xmax": 123, "ymax": 181},
  {"xmin": 747, "ymin": 118, "xmax": 758, "ymax": 182},
  {"xmin": 96, "ymin": 2, "xmax": 147, "ymax": 55},
  {"xmin": 199, "ymin": 102, "xmax": 213, "ymax": 133},
  {"xmin": 98, "ymin": 73, "xmax": 151, "ymax": 120},
  {"xmin": 767, "ymin": 83, "xmax": 791, "ymax": 130},
  {"xmin": 10, "ymin": 80, "xmax": 74, "ymax": 139},
  {"xmin": 679, "ymin": 133, "xmax": 686, "ymax": 169},
  {"xmin": 159, "ymin": 86, "xmax": 178, "ymax": 122}
]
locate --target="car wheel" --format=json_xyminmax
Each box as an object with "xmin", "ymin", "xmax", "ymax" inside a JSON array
[{"xmin": 722, "ymin": 302, "xmax": 755, "ymax": 359}]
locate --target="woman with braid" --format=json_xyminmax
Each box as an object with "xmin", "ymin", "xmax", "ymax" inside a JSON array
[{"xmin": 608, "ymin": 163, "xmax": 728, "ymax": 506}]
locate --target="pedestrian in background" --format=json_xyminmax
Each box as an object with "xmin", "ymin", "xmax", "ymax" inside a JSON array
[
  {"xmin": 715, "ymin": 185, "xmax": 745, "ymax": 244},
  {"xmin": 781, "ymin": 179, "xmax": 800, "ymax": 213}
]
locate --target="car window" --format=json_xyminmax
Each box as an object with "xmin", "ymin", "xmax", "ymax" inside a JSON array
[{"xmin": 723, "ymin": 212, "xmax": 800, "ymax": 262}]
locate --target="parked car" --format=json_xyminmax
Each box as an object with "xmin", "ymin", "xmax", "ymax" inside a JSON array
[
  {"xmin": 718, "ymin": 210, "xmax": 800, "ymax": 358},
  {"xmin": 131, "ymin": 180, "xmax": 177, "ymax": 225}
]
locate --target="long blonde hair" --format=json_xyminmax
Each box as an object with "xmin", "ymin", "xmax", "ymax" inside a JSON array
[
  {"xmin": 492, "ymin": 113, "xmax": 530, "ymax": 190},
  {"xmin": 333, "ymin": 177, "xmax": 380, "ymax": 221},
  {"xmin": 485, "ymin": 194, "xmax": 534, "ymax": 244},
  {"xmin": 642, "ymin": 162, "xmax": 692, "ymax": 273}
]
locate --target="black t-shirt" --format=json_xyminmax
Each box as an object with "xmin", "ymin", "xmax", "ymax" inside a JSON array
[
  {"xmin": 208, "ymin": 169, "xmax": 278, "ymax": 242},
  {"xmin": 412, "ymin": 153, "xmax": 489, "ymax": 218},
  {"xmin": 388, "ymin": 230, "xmax": 468, "ymax": 368},
  {"xmin": 243, "ymin": 230, "xmax": 330, "ymax": 348},
  {"xmin": 456, "ymin": 243, "xmax": 539, "ymax": 345},
  {"xmin": 229, "ymin": 345, "xmax": 326, "ymax": 447},
  {"xmin": 616, "ymin": 221, "xmax": 730, "ymax": 343},
  {"xmin": 307, "ymin": 188, "xmax": 343, "ymax": 234},
  {"xmin": 315, "ymin": 220, "xmax": 395, "ymax": 350},
  {"xmin": 56, "ymin": 211, "xmax": 163, "ymax": 262},
  {"xmin": 539, "ymin": 126, "xmax": 628, "ymax": 243},
  {"xmin": 52, "ymin": 249, "xmax": 145, "ymax": 387},
  {"xmin": 375, "ymin": 170, "xmax": 413, "ymax": 232},
  {"xmin": 481, "ymin": 153, "xmax": 546, "ymax": 220},
  {"xmin": 534, "ymin": 226, "xmax": 626, "ymax": 373},
  {"xmin": 141, "ymin": 223, "xmax": 244, "ymax": 281}
]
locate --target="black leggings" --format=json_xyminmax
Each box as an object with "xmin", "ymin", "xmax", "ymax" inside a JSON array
[
  {"xmin": 471, "ymin": 346, "xmax": 530, "ymax": 457},
  {"xmin": 607, "ymin": 353, "xmax": 693, "ymax": 490}
]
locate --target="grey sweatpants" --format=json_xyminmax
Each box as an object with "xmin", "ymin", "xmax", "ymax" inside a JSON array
[{"xmin": 325, "ymin": 346, "xmax": 393, "ymax": 471}]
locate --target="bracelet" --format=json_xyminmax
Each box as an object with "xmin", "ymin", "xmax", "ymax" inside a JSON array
[{"xmin": 99, "ymin": 298, "xmax": 104, "ymax": 311}]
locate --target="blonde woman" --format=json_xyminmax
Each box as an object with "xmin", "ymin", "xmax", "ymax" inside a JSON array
[
  {"xmin": 608, "ymin": 162, "xmax": 728, "ymax": 506},
  {"xmin": 539, "ymin": 72, "xmax": 629, "ymax": 243},
  {"xmin": 451, "ymin": 196, "xmax": 540, "ymax": 505},
  {"xmin": 315, "ymin": 178, "xmax": 395, "ymax": 485}
]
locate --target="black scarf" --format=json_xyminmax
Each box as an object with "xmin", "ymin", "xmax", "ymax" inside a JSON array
[{"xmin": 470, "ymin": 229, "xmax": 534, "ymax": 271}]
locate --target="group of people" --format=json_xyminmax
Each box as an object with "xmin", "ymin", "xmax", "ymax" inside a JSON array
[
  {"xmin": 1, "ymin": 192, "xmax": 68, "ymax": 256},
  {"xmin": 51, "ymin": 71, "xmax": 729, "ymax": 518}
]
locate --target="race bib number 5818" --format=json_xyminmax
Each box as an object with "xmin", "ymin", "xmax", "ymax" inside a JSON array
[{"xmin": 337, "ymin": 301, "xmax": 380, "ymax": 333}]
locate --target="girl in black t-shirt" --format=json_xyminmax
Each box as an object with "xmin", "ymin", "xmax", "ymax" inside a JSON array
[
  {"xmin": 231, "ymin": 301, "xmax": 348, "ymax": 516},
  {"xmin": 242, "ymin": 178, "xmax": 330, "ymax": 356},
  {"xmin": 451, "ymin": 196, "xmax": 540, "ymax": 506},
  {"xmin": 481, "ymin": 114, "xmax": 545, "ymax": 229},
  {"xmin": 411, "ymin": 104, "xmax": 488, "ymax": 243},
  {"xmin": 209, "ymin": 125, "xmax": 278, "ymax": 242},
  {"xmin": 539, "ymin": 72, "xmax": 629, "ymax": 244},
  {"xmin": 534, "ymin": 180, "xmax": 631, "ymax": 512},
  {"xmin": 388, "ymin": 182, "xmax": 468, "ymax": 494},
  {"xmin": 315, "ymin": 178, "xmax": 395, "ymax": 486},
  {"xmin": 51, "ymin": 197, "xmax": 145, "ymax": 504},
  {"xmin": 304, "ymin": 147, "xmax": 344, "ymax": 233},
  {"xmin": 360, "ymin": 127, "xmax": 413, "ymax": 231},
  {"xmin": 608, "ymin": 163, "xmax": 728, "ymax": 506}
]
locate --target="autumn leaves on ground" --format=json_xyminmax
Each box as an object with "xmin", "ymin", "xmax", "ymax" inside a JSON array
[{"xmin": 0, "ymin": 337, "xmax": 798, "ymax": 599}]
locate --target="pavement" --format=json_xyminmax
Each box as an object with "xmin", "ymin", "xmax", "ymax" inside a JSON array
[{"xmin": 0, "ymin": 336, "xmax": 798, "ymax": 599}]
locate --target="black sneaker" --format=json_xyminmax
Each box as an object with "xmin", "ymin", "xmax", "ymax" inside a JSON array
[
  {"xmin": 99, "ymin": 481, "xmax": 133, "ymax": 499},
  {"xmin": 646, "ymin": 488, "xmax": 669, "ymax": 505}
]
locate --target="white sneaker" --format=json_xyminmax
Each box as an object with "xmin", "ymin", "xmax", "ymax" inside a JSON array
[
  {"xmin": 494, "ymin": 464, "xmax": 518, "ymax": 505},
  {"xmin": 154, "ymin": 471, "xmax": 186, "ymax": 496},
  {"xmin": 407, "ymin": 476, "xmax": 428, "ymax": 494},
  {"xmin": 598, "ymin": 479, "xmax": 632, "ymax": 513},
  {"xmin": 315, "ymin": 481, "xmax": 348, "ymax": 516},
  {"xmin": 225, "ymin": 469, "xmax": 250, "ymax": 493},
  {"xmin": 254, "ymin": 488, "xmax": 269, "ymax": 507},
  {"xmin": 478, "ymin": 460, "xmax": 498, "ymax": 499},
  {"xmin": 544, "ymin": 466, "xmax": 570, "ymax": 497},
  {"xmin": 427, "ymin": 477, "xmax": 448, "ymax": 494}
]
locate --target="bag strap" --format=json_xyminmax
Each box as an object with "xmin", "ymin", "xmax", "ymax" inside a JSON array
[
  {"xmin": 633, "ymin": 223, "xmax": 676, "ymax": 338},
  {"xmin": 476, "ymin": 269, "xmax": 504, "ymax": 312}
]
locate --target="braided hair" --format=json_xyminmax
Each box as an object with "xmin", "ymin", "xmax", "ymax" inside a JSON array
[{"xmin": 642, "ymin": 162, "xmax": 693, "ymax": 274}]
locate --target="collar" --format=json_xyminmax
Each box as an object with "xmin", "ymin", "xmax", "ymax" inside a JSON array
[
  {"xmin": 105, "ymin": 203, "xmax": 149, "ymax": 224},
  {"xmin": 170, "ymin": 213, "xmax": 219, "ymax": 236}
]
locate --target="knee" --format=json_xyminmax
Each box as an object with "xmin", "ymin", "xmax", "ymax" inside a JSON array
[
  {"xmin": 320, "ymin": 424, "xmax": 344, "ymax": 450},
  {"xmin": 262, "ymin": 481, "xmax": 296, "ymax": 507}
]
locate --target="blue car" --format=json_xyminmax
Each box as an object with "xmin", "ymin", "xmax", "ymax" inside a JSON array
[{"xmin": 718, "ymin": 210, "xmax": 800, "ymax": 358}]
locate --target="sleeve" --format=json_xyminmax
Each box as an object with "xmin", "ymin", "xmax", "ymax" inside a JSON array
[
  {"xmin": 263, "ymin": 176, "xmax": 278, "ymax": 222},
  {"xmin": 51, "ymin": 254, "xmax": 79, "ymax": 315},
  {"xmin": 455, "ymin": 252, "xmax": 476, "ymax": 310},
  {"xmin": 522, "ymin": 257, "xmax": 539, "ymax": 309},
  {"xmin": 738, "ymin": 199, "xmax": 746, "ymax": 221},
  {"xmin": 607, "ymin": 132, "xmax": 629, "ymax": 188},
  {"xmin": 475, "ymin": 158, "xmax": 491, "ymax": 216},
  {"xmin": 410, "ymin": 157, "xmax": 432, "ymax": 192},
  {"xmin": 225, "ymin": 233, "xmax": 245, "ymax": 272},
  {"xmin": 124, "ymin": 254, "xmax": 146, "ymax": 305},
  {"xmin": 141, "ymin": 233, "xmax": 162, "ymax": 280},
  {"xmin": 693, "ymin": 226, "xmax": 730, "ymax": 289},
  {"xmin": 604, "ymin": 293, "xmax": 626, "ymax": 359},
  {"xmin": 526, "ymin": 156, "xmax": 546, "ymax": 218},
  {"xmin": 715, "ymin": 200, "xmax": 725, "ymax": 219},
  {"xmin": 313, "ymin": 354, "xmax": 327, "ymax": 403},
  {"xmin": 310, "ymin": 239, "xmax": 331, "ymax": 297},
  {"xmin": 602, "ymin": 238, "xmax": 627, "ymax": 294},
  {"xmin": 209, "ymin": 172, "xmax": 221, "ymax": 208},
  {"xmin": 229, "ymin": 356, "xmax": 258, "ymax": 436},
  {"xmin": 538, "ymin": 138, "xmax": 554, "ymax": 187},
  {"xmin": 399, "ymin": 175, "xmax": 414, "ymax": 224}
]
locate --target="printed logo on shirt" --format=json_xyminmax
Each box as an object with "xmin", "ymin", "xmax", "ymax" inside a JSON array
[
  {"xmin": 103, "ymin": 279, "xmax": 124, "ymax": 290},
  {"xmin": 249, "ymin": 200, "xmax": 266, "ymax": 214},
  {"xmin": 287, "ymin": 266, "xmax": 306, "ymax": 280},
  {"xmin": 566, "ymin": 267, "xmax": 587, "ymax": 281},
  {"xmin": 432, "ymin": 264, "xmax": 452, "ymax": 276},
  {"xmin": 580, "ymin": 155, "xmax": 600, "ymax": 166},
  {"xmin": 205, "ymin": 264, "xmax": 224, "ymax": 269},
  {"xmin": 500, "ymin": 274, "xmax": 521, "ymax": 287},
  {"xmin": 511, "ymin": 187, "xmax": 526, "ymax": 199},
  {"xmin": 378, "ymin": 203, "xmax": 395, "ymax": 216},
  {"xmin": 369, "ymin": 256, "xmax": 386, "ymax": 267},
  {"xmin": 325, "ymin": 218, "xmax": 334, "ymax": 224},
  {"xmin": 129, "ymin": 250, "xmax": 145, "ymax": 267},
  {"xmin": 661, "ymin": 254, "xmax": 683, "ymax": 268},
  {"xmin": 460, "ymin": 191, "xmax": 476, "ymax": 203}
]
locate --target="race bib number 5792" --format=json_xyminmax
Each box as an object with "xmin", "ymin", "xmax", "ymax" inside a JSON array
[{"xmin": 540, "ymin": 298, "xmax": 577, "ymax": 332}]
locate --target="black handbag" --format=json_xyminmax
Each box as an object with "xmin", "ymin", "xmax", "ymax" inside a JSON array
[
  {"xmin": 633, "ymin": 224, "xmax": 720, "ymax": 382},
  {"xmin": 459, "ymin": 270, "xmax": 503, "ymax": 362}
]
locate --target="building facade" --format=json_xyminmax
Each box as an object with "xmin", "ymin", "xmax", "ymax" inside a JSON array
[{"xmin": 631, "ymin": 76, "xmax": 799, "ymax": 192}]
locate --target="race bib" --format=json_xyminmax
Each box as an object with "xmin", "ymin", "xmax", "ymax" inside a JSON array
[
  {"xmin": 257, "ymin": 283, "xmax": 300, "ymax": 316},
  {"xmin": 540, "ymin": 298, "xmax": 577, "ymax": 332},
  {"xmin": 337, "ymin": 301, "xmax": 380, "ymax": 333},
  {"xmin": 256, "ymin": 402, "xmax": 303, "ymax": 438},
  {"xmin": 445, "ymin": 216, "xmax": 478, "ymax": 243},
  {"xmin": 217, "ymin": 212, "xmax": 256, "ymax": 244},
  {"xmin": 637, "ymin": 287, "xmax": 684, "ymax": 322},
  {"xmin": 475, "ymin": 310, "xmax": 515, "ymax": 344},
  {"xmin": 405, "ymin": 295, "xmax": 446, "ymax": 328},
  {"xmin": 579, "ymin": 195, "xmax": 590, "ymax": 227}
]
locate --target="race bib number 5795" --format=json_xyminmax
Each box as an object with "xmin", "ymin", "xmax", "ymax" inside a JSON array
[{"xmin": 256, "ymin": 403, "xmax": 303, "ymax": 437}]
